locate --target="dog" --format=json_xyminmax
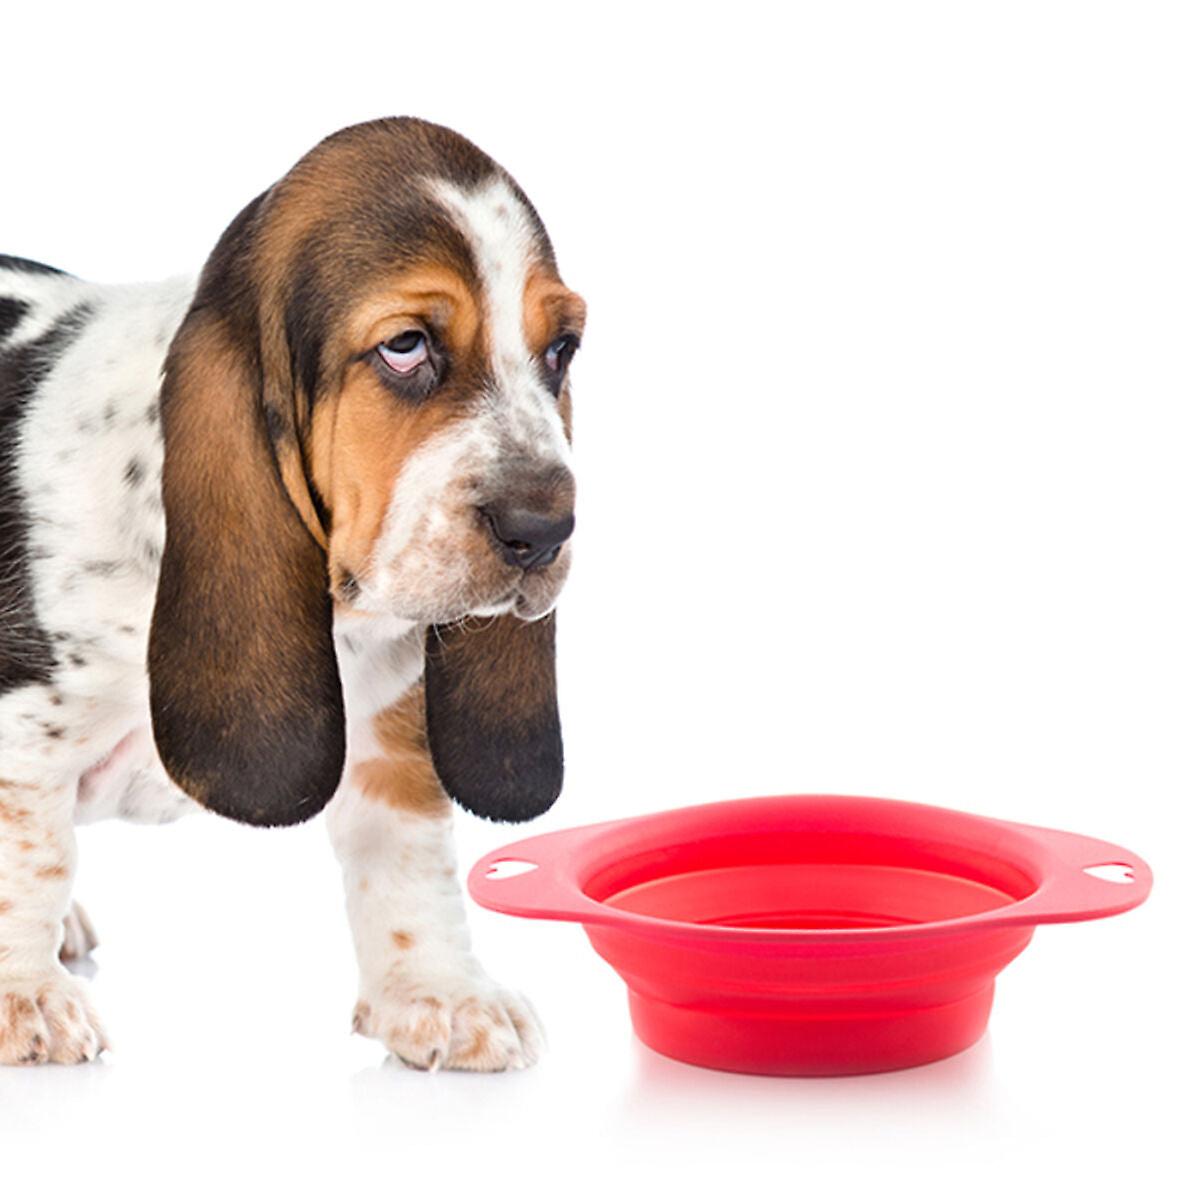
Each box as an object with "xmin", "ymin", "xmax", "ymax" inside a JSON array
[{"xmin": 0, "ymin": 117, "xmax": 584, "ymax": 1069}]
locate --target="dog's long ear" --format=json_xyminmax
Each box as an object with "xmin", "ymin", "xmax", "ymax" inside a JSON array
[
  {"xmin": 148, "ymin": 202, "xmax": 345, "ymax": 827},
  {"xmin": 424, "ymin": 614, "xmax": 563, "ymax": 822}
]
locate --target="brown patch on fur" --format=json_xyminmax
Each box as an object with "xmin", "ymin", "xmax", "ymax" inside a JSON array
[
  {"xmin": 34, "ymin": 863, "xmax": 68, "ymax": 880},
  {"xmin": 523, "ymin": 271, "xmax": 585, "ymax": 440},
  {"xmin": 0, "ymin": 900, "xmax": 12, "ymax": 915},
  {"xmin": 390, "ymin": 930, "xmax": 414, "ymax": 951},
  {"xmin": 522, "ymin": 272, "xmax": 586, "ymax": 351},
  {"xmin": 458, "ymin": 1022, "xmax": 492, "ymax": 1064},
  {"xmin": 33, "ymin": 989, "xmax": 95, "ymax": 1063},
  {"xmin": 409, "ymin": 997, "xmax": 447, "ymax": 1045},
  {"xmin": 346, "ymin": 266, "xmax": 482, "ymax": 356},
  {"xmin": 352, "ymin": 686, "xmax": 451, "ymax": 818},
  {"xmin": 7, "ymin": 994, "xmax": 35, "ymax": 1021},
  {"xmin": 0, "ymin": 798, "xmax": 32, "ymax": 825},
  {"xmin": 0, "ymin": 993, "xmax": 44, "ymax": 1064}
]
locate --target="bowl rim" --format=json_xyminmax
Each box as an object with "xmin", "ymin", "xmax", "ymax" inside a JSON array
[{"xmin": 467, "ymin": 794, "xmax": 1153, "ymax": 944}]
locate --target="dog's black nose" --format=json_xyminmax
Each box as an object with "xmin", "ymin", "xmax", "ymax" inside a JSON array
[{"xmin": 482, "ymin": 505, "xmax": 575, "ymax": 570}]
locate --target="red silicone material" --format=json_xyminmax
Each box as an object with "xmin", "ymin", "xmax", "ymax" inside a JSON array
[{"xmin": 468, "ymin": 795, "xmax": 1151, "ymax": 1076}]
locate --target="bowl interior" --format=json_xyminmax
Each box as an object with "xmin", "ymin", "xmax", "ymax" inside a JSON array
[{"xmin": 583, "ymin": 826, "xmax": 1039, "ymax": 932}]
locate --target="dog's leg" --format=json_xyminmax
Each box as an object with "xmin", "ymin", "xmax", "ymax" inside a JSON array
[
  {"xmin": 60, "ymin": 901, "xmax": 99, "ymax": 962},
  {"xmin": 0, "ymin": 779, "xmax": 107, "ymax": 1064},
  {"xmin": 326, "ymin": 692, "xmax": 543, "ymax": 1072}
]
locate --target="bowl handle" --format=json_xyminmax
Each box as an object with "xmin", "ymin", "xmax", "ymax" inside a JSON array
[
  {"xmin": 1000, "ymin": 822, "xmax": 1153, "ymax": 925},
  {"xmin": 467, "ymin": 825, "xmax": 618, "ymax": 926}
]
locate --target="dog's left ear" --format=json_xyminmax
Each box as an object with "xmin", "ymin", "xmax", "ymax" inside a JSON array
[{"xmin": 423, "ymin": 614, "xmax": 563, "ymax": 822}]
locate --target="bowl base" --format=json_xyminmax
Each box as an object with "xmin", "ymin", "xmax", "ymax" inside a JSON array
[{"xmin": 627, "ymin": 983, "xmax": 995, "ymax": 1076}]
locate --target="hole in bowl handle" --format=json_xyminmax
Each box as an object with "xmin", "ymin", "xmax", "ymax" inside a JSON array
[
  {"xmin": 484, "ymin": 858, "xmax": 539, "ymax": 879},
  {"xmin": 1082, "ymin": 862, "xmax": 1138, "ymax": 884},
  {"xmin": 1005, "ymin": 825, "xmax": 1153, "ymax": 924},
  {"xmin": 467, "ymin": 831, "xmax": 614, "ymax": 925}
]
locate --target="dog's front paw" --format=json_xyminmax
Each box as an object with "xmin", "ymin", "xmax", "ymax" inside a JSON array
[
  {"xmin": 0, "ymin": 972, "xmax": 108, "ymax": 1065},
  {"xmin": 353, "ymin": 972, "xmax": 544, "ymax": 1072}
]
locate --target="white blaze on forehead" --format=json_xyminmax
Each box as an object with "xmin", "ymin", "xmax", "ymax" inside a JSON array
[{"xmin": 426, "ymin": 175, "xmax": 572, "ymax": 466}]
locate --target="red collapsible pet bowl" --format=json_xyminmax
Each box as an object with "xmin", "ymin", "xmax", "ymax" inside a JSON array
[{"xmin": 468, "ymin": 795, "xmax": 1152, "ymax": 1076}]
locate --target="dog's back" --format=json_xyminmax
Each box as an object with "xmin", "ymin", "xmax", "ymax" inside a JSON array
[
  {"xmin": 0, "ymin": 255, "xmax": 91, "ymax": 692},
  {"xmin": 0, "ymin": 257, "xmax": 191, "ymax": 698}
]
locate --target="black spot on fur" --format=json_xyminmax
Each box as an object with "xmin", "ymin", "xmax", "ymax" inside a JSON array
[
  {"xmin": 0, "ymin": 296, "xmax": 29, "ymax": 342},
  {"xmin": 0, "ymin": 303, "xmax": 93, "ymax": 694},
  {"xmin": 145, "ymin": 401, "xmax": 159, "ymax": 425},
  {"xmin": 0, "ymin": 254, "xmax": 67, "ymax": 277},
  {"xmin": 103, "ymin": 400, "xmax": 117, "ymax": 427},
  {"xmin": 42, "ymin": 723, "xmax": 65, "ymax": 739},
  {"xmin": 67, "ymin": 652, "xmax": 87, "ymax": 668},
  {"xmin": 124, "ymin": 458, "xmax": 146, "ymax": 488}
]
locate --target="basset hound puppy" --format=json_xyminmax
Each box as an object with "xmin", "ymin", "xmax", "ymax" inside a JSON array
[{"xmin": 0, "ymin": 117, "xmax": 584, "ymax": 1069}]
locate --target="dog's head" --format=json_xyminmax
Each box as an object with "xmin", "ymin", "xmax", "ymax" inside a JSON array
[{"xmin": 148, "ymin": 118, "xmax": 584, "ymax": 827}]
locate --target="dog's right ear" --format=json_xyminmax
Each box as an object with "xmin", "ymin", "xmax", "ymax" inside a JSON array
[
  {"xmin": 148, "ymin": 200, "xmax": 346, "ymax": 827},
  {"xmin": 424, "ymin": 613, "xmax": 563, "ymax": 823}
]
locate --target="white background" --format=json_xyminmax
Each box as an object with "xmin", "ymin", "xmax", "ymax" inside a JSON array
[{"xmin": 1, "ymin": 2, "xmax": 1196, "ymax": 1196}]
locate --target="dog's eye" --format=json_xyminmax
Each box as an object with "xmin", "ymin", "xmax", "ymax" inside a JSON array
[
  {"xmin": 544, "ymin": 334, "xmax": 578, "ymax": 378},
  {"xmin": 378, "ymin": 331, "xmax": 429, "ymax": 375}
]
